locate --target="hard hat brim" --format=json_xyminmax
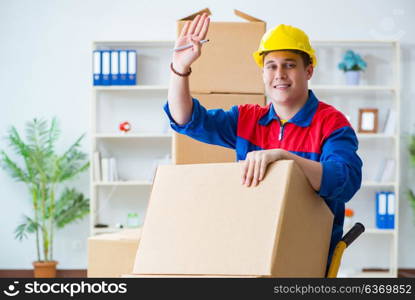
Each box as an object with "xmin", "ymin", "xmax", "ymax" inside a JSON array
[{"xmin": 253, "ymin": 48, "xmax": 317, "ymax": 68}]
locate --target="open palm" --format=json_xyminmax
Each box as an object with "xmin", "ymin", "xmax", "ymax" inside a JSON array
[{"xmin": 173, "ymin": 13, "xmax": 210, "ymax": 70}]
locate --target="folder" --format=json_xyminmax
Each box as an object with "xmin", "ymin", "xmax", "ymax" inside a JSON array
[
  {"xmin": 386, "ymin": 192, "xmax": 395, "ymax": 229},
  {"xmin": 127, "ymin": 50, "xmax": 137, "ymax": 85},
  {"xmin": 119, "ymin": 50, "xmax": 128, "ymax": 85},
  {"xmin": 110, "ymin": 50, "xmax": 120, "ymax": 85},
  {"xmin": 93, "ymin": 50, "xmax": 102, "ymax": 86},
  {"xmin": 101, "ymin": 158, "xmax": 110, "ymax": 182},
  {"xmin": 376, "ymin": 191, "xmax": 387, "ymax": 229},
  {"xmin": 383, "ymin": 109, "xmax": 396, "ymax": 135},
  {"xmin": 101, "ymin": 50, "xmax": 111, "ymax": 85}
]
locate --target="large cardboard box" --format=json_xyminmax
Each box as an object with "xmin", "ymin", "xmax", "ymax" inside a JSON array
[
  {"xmin": 173, "ymin": 93, "xmax": 265, "ymax": 164},
  {"xmin": 178, "ymin": 9, "xmax": 266, "ymax": 94},
  {"xmin": 131, "ymin": 161, "xmax": 334, "ymax": 277},
  {"xmin": 87, "ymin": 228, "xmax": 141, "ymax": 278}
]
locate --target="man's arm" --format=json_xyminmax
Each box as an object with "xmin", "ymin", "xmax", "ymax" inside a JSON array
[
  {"xmin": 168, "ymin": 13, "xmax": 209, "ymax": 125},
  {"xmin": 241, "ymin": 149, "xmax": 322, "ymax": 190},
  {"xmin": 281, "ymin": 151, "xmax": 322, "ymax": 191},
  {"xmin": 242, "ymin": 126, "xmax": 362, "ymax": 201}
]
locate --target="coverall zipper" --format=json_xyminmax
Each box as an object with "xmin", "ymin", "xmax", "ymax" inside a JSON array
[{"xmin": 278, "ymin": 122, "xmax": 286, "ymax": 141}]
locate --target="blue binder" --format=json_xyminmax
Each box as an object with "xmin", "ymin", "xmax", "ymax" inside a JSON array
[
  {"xmin": 101, "ymin": 50, "xmax": 111, "ymax": 85},
  {"xmin": 93, "ymin": 50, "xmax": 102, "ymax": 85},
  {"xmin": 119, "ymin": 50, "xmax": 128, "ymax": 85},
  {"xmin": 127, "ymin": 50, "xmax": 137, "ymax": 85},
  {"xmin": 376, "ymin": 191, "xmax": 387, "ymax": 229},
  {"xmin": 110, "ymin": 50, "xmax": 120, "ymax": 85},
  {"xmin": 386, "ymin": 192, "xmax": 395, "ymax": 229}
]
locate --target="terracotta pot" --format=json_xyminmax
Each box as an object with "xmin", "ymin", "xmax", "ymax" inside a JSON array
[{"xmin": 33, "ymin": 261, "xmax": 58, "ymax": 278}]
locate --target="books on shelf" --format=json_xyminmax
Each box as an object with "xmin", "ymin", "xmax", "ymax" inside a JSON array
[
  {"xmin": 374, "ymin": 159, "xmax": 395, "ymax": 182},
  {"xmin": 382, "ymin": 109, "xmax": 396, "ymax": 135},
  {"xmin": 95, "ymin": 152, "xmax": 119, "ymax": 182},
  {"xmin": 92, "ymin": 49, "xmax": 137, "ymax": 86}
]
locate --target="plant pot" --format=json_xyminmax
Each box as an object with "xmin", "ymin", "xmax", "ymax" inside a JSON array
[
  {"xmin": 33, "ymin": 260, "xmax": 58, "ymax": 278},
  {"xmin": 345, "ymin": 70, "xmax": 361, "ymax": 85}
]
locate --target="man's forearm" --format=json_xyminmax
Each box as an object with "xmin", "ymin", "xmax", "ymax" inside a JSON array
[
  {"xmin": 167, "ymin": 65, "xmax": 193, "ymax": 126},
  {"xmin": 282, "ymin": 151, "xmax": 322, "ymax": 191}
]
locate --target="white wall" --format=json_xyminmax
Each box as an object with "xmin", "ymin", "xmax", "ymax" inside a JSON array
[{"xmin": 0, "ymin": 0, "xmax": 414, "ymax": 269}]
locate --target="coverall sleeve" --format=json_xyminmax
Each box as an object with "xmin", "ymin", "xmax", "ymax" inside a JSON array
[
  {"xmin": 163, "ymin": 98, "xmax": 238, "ymax": 149},
  {"xmin": 318, "ymin": 126, "xmax": 363, "ymax": 203}
]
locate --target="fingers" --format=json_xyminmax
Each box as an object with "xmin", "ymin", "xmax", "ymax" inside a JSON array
[
  {"xmin": 188, "ymin": 14, "xmax": 201, "ymax": 36},
  {"xmin": 241, "ymin": 159, "xmax": 248, "ymax": 184},
  {"xmin": 259, "ymin": 158, "xmax": 267, "ymax": 181},
  {"xmin": 194, "ymin": 13, "xmax": 207, "ymax": 37},
  {"xmin": 199, "ymin": 16, "xmax": 210, "ymax": 40},
  {"xmin": 244, "ymin": 158, "xmax": 255, "ymax": 187},
  {"xmin": 242, "ymin": 151, "xmax": 270, "ymax": 187},
  {"xmin": 252, "ymin": 159, "xmax": 262, "ymax": 186},
  {"xmin": 179, "ymin": 21, "xmax": 190, "ymax": 38}
]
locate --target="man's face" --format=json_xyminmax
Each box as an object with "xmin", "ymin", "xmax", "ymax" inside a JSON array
[{"xmin": 262, "ymin": 51, "xmax": 313, "ymax": 105}]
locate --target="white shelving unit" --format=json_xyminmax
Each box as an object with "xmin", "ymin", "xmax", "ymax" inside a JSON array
[
  {"xmin": 89, "ymin": 39, "xmax": 400, "ymax": 277},
  {"xmin": 311, "ymin": 40, "xmax": 400, "ymax": 277},
  {"xmin": 90, "ymin": 40, "xmax": 175, "ymax": 236}
]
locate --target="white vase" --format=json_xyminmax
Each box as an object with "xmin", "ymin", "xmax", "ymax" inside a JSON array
[{"xmin": 345, "ymin": 70, "xmax": 361, "ymax": 85}]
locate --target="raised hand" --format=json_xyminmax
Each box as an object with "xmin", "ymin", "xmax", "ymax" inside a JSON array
[{"xmin": 172, "ymin": 13, "xmax": 210, "ymax": 73}]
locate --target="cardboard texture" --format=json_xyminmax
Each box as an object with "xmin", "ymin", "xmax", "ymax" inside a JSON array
[
  {"xmin": 177, "ymin": 9, "xmax": 266, "ymax": 94},
  {"xmin": 132, "ymin": 161, "xmax": 334, "ymax": 277},
  {"xmin": 173, "ymin": 93, "xmax": 265, "ymax": 164},
  {"xmin": 87, "ymin": 228, "xmax": 141, "ymax": 278}
]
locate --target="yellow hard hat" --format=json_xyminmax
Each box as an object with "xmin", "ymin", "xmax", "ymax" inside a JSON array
[{"xmin": 253, "ymin": 24, "xmax": 317, "ymax": 68}]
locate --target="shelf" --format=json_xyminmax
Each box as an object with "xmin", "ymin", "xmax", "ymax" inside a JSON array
[
  {"xmin": 94, "ymin": 181, "xmax": 153, "ymax": 186},
  {"xmin": 361, "ymin": 181, "xmax": 396, "ymax": 187},
  {"xmin": 346, "ymin": 271, "xmax": 396, "ymax": 278},
  {"xmin": 93, "ymin": 40, "xmax": 175, "ymax": 47},
  {"xmin": 95, "ymin": 133, "xmax": 171, "ymax": 139},
  {"xmin": 365, "ymin": 228, "xmax": 396, "ymax": 235},
  {"xmin": 94, "ymin": 85, "xmax": 169, "ymax": 91},
  {"xmin": 343, "ymin": 225, "xmax": 395, "ymax": 235},
  {"xmin": 310, "ymin": 85, "xmax": 396, "ymax": 91},
  {"xmin": 312, "ymin": 40, "xmax": 398, "ymax": 44},
  {"xmin": 357, "ymin": 134, "xmax": 396, "ymax": 139},
  {"xmin": 92, "ymin": 227, "xmax": 122, "ymax": 234}
]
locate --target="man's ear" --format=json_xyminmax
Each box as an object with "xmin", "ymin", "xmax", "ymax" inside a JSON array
[{"xmin": 306, "ymin": 64, "xmax": 314, "ymax": 80}]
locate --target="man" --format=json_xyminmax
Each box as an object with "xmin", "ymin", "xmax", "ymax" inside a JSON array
[{"xmin": 164, "ymin": 13, "xmax": 363, "ymax": 270}]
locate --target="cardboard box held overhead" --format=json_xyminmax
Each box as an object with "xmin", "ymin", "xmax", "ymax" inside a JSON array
[
  {"xmin": 178, "ymin": 8, "xmax": 266, "ymax": 94},
  {"xmin": 88, "ymin": 228, "xmax": 141, "ymax": 278},
  {"xmin": 132, "ymin": 161, "xmax": 334, "ymax": 277},
  {"xmin": 173, "ymin": 93, "xmax": 265, "ymax": 164}
]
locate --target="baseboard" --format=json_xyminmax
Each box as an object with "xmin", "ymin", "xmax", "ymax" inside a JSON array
[
  {"xmin": 0, "ymin": 269, "xmax": 87, "ymax": 278},
  {"xmin": 0, "ymin": 269, "xmax": 413, "ymax": 278}
]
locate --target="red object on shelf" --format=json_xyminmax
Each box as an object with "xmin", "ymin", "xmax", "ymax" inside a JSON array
[
  {"xmin": 119, "ymin": 121, "xmax": 131, "ymax": 133},
  {"xmin": 345, "ymin": 208, "xmax": 354, "ymax": 217}
]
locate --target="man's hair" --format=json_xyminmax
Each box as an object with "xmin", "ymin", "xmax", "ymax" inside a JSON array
[{"xmin": 263, "ymin": 49, "xmax": 312, "ymax": 68}]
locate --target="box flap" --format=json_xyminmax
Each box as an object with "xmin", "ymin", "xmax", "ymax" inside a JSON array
[
  {"xmin": 179, "ymin": 8, "xmax": 212, "ymax": 21},
  {"xmin": 234, "ymin": 9, "xmax": 264, "ymax": 23},
  {"xmin": 179, "ymin": 8, "xmax": 264, "ymax": 23},
  {"xmin": 134, "ymin": 161, "xmax": 293, "ymax": 276}
]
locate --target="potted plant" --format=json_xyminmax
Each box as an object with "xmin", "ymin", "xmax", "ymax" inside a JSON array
[
  {"xmin": 338, "ymin": 50, "xmax": 367, "ymax": 85},
  {"xmin": 0, "ymin": 118, "xmax": 90, "ymax": 278}
]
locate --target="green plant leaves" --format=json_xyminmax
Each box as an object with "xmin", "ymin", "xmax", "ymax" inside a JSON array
[
  {"xmin": 338, "ymin": 49, "xmax": 367, "ymax": 72},
  {"xmin": 54, "ymin": 188, "xmax": 89, "ymax": 228},
  {"xmin": 15, "ymin": 215, "xmax": 40, "ymax": 241},
  {"xmin": 1, "ymin": 117, "xmax": 89, "ymax": 261}
]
